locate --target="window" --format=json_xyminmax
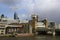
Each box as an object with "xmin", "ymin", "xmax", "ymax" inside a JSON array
[
  {"xmin": 0, "ymin": 19, "xmax": 1, "ymax": 21},
  {"xmin": 1, "ymin": 33, "xmax": 3, "ymax": 34},
  {"xmin": 1, "ymin": 31, "xmax": 3, "ymax": 32}
]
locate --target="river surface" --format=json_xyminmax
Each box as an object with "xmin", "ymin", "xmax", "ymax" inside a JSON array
[{"xmin": 0, "ymin": 35, "xmax": 60, "ymax": 40}]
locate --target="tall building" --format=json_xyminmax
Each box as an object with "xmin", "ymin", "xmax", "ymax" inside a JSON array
[
  {"xmin": 1, "ymin": 14, "xmax": 4, "ymax": 18},
  {"xmin": 14, "ymin": 12, "xmax": 19, "ymax": 20}
]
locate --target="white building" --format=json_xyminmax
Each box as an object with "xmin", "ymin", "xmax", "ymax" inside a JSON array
[
  {"xmin": 56, "ymin": 24, "xmax": 60, "ymax": 29},
  {"xmin": 0, "ymin": 25, "xmax": 6, "ymax": 35}
]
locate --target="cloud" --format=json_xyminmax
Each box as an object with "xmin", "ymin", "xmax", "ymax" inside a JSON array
[
  {"xmin": 0, "ymin": 0, "xmax": 34, "ymax": 11},
  {"xmin": 34, "ymin": 0, "xmax": 60, "ymax": 11},
  {"xmin": 22, "ymin": 14, "xmax": 27, "ymax": 18},
  {"xmin": 1, "ymin": 0, "xmax": 60, "ymax": 12},
  {"xmin": 0, "ymin": 0, "xmax": 60, "ymax": 23},
  {"xmin": 0, "ymin": 0, "xmax": 60, "ymax": 11},
  {"xmin": 0, "ymin": 0, "xmax": 22, "ymax": 11}
]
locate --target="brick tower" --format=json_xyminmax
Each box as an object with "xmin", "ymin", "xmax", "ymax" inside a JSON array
[{"xmin": 31, "ymin": 14, "xmax": 38, "ymax": 33}]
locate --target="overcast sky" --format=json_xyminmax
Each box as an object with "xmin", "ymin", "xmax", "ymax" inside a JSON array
[{"xmin": 0, "ymin": 0, "xmax": 60, "ymax": 23}]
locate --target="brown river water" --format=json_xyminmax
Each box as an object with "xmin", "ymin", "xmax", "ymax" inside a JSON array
[{"xmin": 0, "ymin": 35, "xmax": 60, "ymax": 40}]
